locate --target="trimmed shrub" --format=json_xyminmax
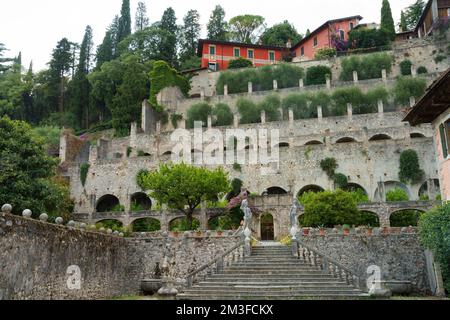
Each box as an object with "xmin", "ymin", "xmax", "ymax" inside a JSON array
[
  {"xmin": 237, "ymin": 98, "xmax": 260, "ymax": 124},
  {"xmin": 305, "ymin": 66, "xmax": 332, "ymax": 86},
  {"xmin": 419, "ymin": 203, "xmax": 450, "ymax": 292},
  {"xmin": 340, "ymin": 53, "xmax": 392, "ymax": 81},
  {"xmin": 186, "ymin": 103, "xmax": 212, "ymax": 128},
  {"xmin": 399, "ymin": 59, "xmax": 413, "ymax": 76},
  {"xmin": 399, "ymin": 149, "xmax": 425, "ymax": 185},
  {"xmin": 392, "ymin": 76, "xmax": 426, "ymax": 106},
  {"xmin": 212, "ymin": 103, "xmax": 233, "ymax": 127},
  {"xmin": 228, "ymin": 57, "xmax": 253, "ymax": 69},
  {"xmin": 417, "ymin": 66, "xmax": 428, "ymax": 74},
  {"xmin": 315, "ymin": 47, "xmax": 337, "ymax": 60},
  {"xmin": 259, "ymin": 95, "xmax": 281, "ymax": 122}
]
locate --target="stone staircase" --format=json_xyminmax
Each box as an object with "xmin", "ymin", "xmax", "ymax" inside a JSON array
[{"xmin": 178, "ymin": 245, "xmax": 368, "ymax": 300}]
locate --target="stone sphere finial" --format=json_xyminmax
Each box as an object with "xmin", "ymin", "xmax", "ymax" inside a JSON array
[
  {"xmin": 99, "ymin": 227, "xmax": 106, "ymax": 233},
  {"xmin": 2, "ymin": 204, "xmax": 12, "ymax": 214},
  {"xmin": 67, "ymin": 220, "xmax": 76, "ymax": 228},
  {"xmin": 119, "ymin": 233, "xmax": 124, "ymax": 237},
  {"xmin": 55, "ymin": 217, "xmax": 64, "ymax": 225},
  {"xmin": 107, "ymin": 228, "xmax": 113, "ymax": 234},
  {"xmin": 80, "ymin": 223, "xmax": 87, "ymax": 230},
  {"xmin": 39, "ymin": 213, "xmax": 48, "ymax": 222},
  {"xmin": 22, "ymin": 209, "xmax": 32, "ymax": 218}
]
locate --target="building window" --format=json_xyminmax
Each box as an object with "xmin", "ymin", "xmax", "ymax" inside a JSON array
[
  {"xmin": 350, "ymin": 22, "xmax": 354, "ymax": 30},
  {"xmin": 269, "ymin": 51, "xmax": 275, "ymax": 61},
  {"xmin": 208, "ymin": 62, "xmax": 218, "ymax": 71},
  {"xmin": 300, "ymin": 47, "xmax": 305, "ymax": 56},
  {"xmin": 234, "ymin": 48, "xmax": 240, "ymax": 58},
  {"xmin": 313, "ymin": 37, "xmax": 318, "ymax": 47},
  {"xmin": 248, "ymin": 49, "xmax": 254, "ymax": 59},
  {"xmin": 209, "ymin": 45, "xmax": 216, "ymax": 55},
  {"xmin": 440, "ymin": 119, "xmax": 450, "ymax": 158},
  {"xmin": 339, "ymin": 29, "xmax": 345, "ymax": 40}
]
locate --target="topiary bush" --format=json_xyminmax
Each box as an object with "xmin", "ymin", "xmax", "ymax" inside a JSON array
[
  {"xmin": 305, "ymin": 66, "xmax": 332, "ymax": 86},
  {"xmin": 237, "ymin": 98, "xmax": 260, "ymax": 124},
  {"xmin": 399, "ymin": 149, "xmax": 425, "ymax": 185},
  {"xmin": 228, "ymin": 57, "xmax": 253, "ymax": 69},
  {"xmin": 212, "ymin": 103, "xmax": 233, "ymax": 127},
  {"xmin": 417, "ymin": 66, "xmax": 428, "ymax": 74},
  {"xmin": 340, "ymin": 53, "xmax": 392, "ymax": 81},
  {"xmin": 419, "ymin": 203, "xmax": 450, "ymax": 293},
  {"xmin": 186, "ymin": 103, "xmax": 212, "ymax": 128},
  {"xmin": 392, "ymin": 76, "xmax": 427, "ymax": 106},
  {"xmin": 399, "ymin": 59, "xmax": 413, "ymax": 76},
  {"xmin": 315, "ymin": 47, "xmax": 337, "ymax": 60}
]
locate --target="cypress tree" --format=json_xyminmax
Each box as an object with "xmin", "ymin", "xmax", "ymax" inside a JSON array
[
  {"xmin": 117, "ymin": 0, "xmax": 132, "ymax": 44},
  {"xmin": 135, "ymin": 1, "xmax": 150, "ymax": 32},
  {"xmin": 180, "ymin": 10, "xmax": 201, "ymax": 61},
  {"xmin": 381, "ymin": 0, "xmax": 396, "ymax": 40},
  {"xmin": 96, "ymin": 30, "xmax": 114, "ymax": 69},
  {"xmin": 399, "ymin": 11, "xmax": 408, "ymax": 32},
  {"xmin": 160, "ymin": 7, "xmax": 178, "ymax": 67}
]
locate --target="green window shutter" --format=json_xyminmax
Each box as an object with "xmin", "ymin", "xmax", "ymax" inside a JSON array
[{"xmin": 440, "ymin": 123, "xmax": 448, "ymax": 158}]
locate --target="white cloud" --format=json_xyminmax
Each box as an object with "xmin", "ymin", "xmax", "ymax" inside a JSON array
[{"xmin": 0, "ymin": 0, "xmax": 415, "ymax": 71}]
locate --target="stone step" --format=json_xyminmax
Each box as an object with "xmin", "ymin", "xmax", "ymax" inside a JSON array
[
  {"xmin": 204, "ymin": 276, "xmax": 343, "ymax": 282},
  {"xmin": 189, "ymin": 285, "xmax": 357, "ymax": 291},
  {"xmin": 196, "ymin": 281, "xmax": 351, "ymax": 287},
  {"xmin": 177, "ymin": 294, "xmax": 368, "ymax": 300},
  {"xmin": 222, "ymin": 270, "xmax": 327, "ymax": 275},
  {"xmin": 209, "ymin": 274, "xmax": 339, "ymax": 279},
  {"xmin": 180, "ymin": 289, "xmax": 364, "ymax": 296}
]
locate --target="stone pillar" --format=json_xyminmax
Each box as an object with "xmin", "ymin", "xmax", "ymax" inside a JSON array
[
  {"xmin": 326, "ymin": 75, "xmax": 331, "ymax": 90},
  {"xmin": 299, "ymin": 78, "xmax": 304, "ymax": 88},
  {"xmin": 273, "ymin": 79, "xmax": 278, "ymax": 91},
  {"xmin": 156, "ymin": 121, "xmax": 161, "ymax": 134},
  {"xmin": 289, "ymin": 109, "xmax": 294, "ymax": 127},
  {"xmin": 207, "ymin": 115, "xmax": 212, "ymax": 129},
  {"xmin": 347, "ymin": 103, "xmax": 353, "ymax": 120},
  {"xmin": 411, "ymin": 66, "xmax": 417, "ymax": 77},
  {"xmin": 317, "ymin": 106, "xmax": 323, "ymax": 121},
  {"xmin": 377, "ymin": 100, "xmax": 384, "ymax": 117},
  {"xmin": 224, "ymin": 85, "xmax": 228, "ymax": 96},
  {"xmin": 130, "ymin": 122, "xmax": 137, "ymax": 148},
  {"xmin": 200, "ymin": 88, "xmax": 205, "ymax": 100},
  {"xmin": 248, "ymin": 82, "xmax": 253, "ymax": 95},
  {"xmin": 353, "ymin": 71, "xmax": 358, "ymax": 83},
  {"xmin": 200, "ymin": 202, "xmax": 208, "ymax": 231},
  {"xmin": 234, "ymin": 114, "xmax": 239, "ymax": 128},
  {"xmin": 409, "ymin": 96, "xmax": 416, "ymax": 108},
  {"xmin": 261, "ymin": 110, "xmax": 266, "ymax": 124},
  {"xmin": 382, "ymin": 69, "xmax": 387, "ymax": 83}
]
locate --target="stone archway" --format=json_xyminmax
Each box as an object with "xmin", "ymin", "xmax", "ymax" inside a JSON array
[{"xmin": 260, "ymin": 213, "xmax": 275, "ymax": 241}]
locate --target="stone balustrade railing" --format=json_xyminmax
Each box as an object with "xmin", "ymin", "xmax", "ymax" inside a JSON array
[{"xmin": 186, "ymin": 240, "xmax": 245, "ymax": 288}]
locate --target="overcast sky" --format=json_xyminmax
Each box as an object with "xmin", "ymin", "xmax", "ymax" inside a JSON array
[{"xmin": 1, "ymin": 0, "xmax": 415, "ymax": 71}]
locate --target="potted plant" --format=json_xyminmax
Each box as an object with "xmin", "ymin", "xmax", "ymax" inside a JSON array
[
  {"xmin": 342, "ymin": 224, "xmax": 351, "ymax": 236},
  {"xmin": 303, "ymin": 227, "xmax": 310, "ymax": 236},
  {"xmin": 319, "ymin": 225, "xmax": 326, "ymax": 236}
]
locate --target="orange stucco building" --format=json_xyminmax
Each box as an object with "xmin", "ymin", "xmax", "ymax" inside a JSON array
[{"xmin": 404, "ymin": 68, "xmax": 450, "ymax": 201}]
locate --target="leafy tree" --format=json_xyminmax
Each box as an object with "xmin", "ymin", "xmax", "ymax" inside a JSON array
[
  {"xmin": 0, "ymin": 116, "xmax": 73, "ymax": 217},
  {"xmin": 305, "ymin": 65, "xmax": 331, "ymax": 85},
  {"xmin": 348, "ymin": 28, "xmax": 391, "ymax": 49},
  {"xmin": 180, "ymin": 10, "xmax": 201, "ymax": 62},
  {"xmin": 180, "ymin": 56, "xmax": 201, "ymax": 71},
  {"xmin": 299, "ymin": 190, "xmax": 362, "ymax": 227},
  {"xmin": 399, "ymin": 10, "xmax": 408, "ymax": 32},
  {"xmin": 305, "ymin": 29, "xmax": 311, "ymax": 37},
  {"xmin": 187, "ymin": 102, "xmax": 212, "ymax": 128},
  {"xmin": 282, "ymin": 93, "xmax": 316, "ymax": 120},
  {"xmin": 0, "ymin": 43, "xmax": 13, "ymax": 73},
  {"xmin": 237, "ymin": 98, "xmax": 260, "ymax": 124},
  {"xmin": 390, "ymin": 210, "xmax": 423, "ymax": 227},
  {"xmin": 207, "ymin": 5, "xmax": 228, "ymax": 41},
  {"xmin": 117, "ymin": 0, "xmax": 132, "ymax": 44},
  {"xmin": 139, "ymin": 163, "xmax": 230, "ymax": 229},
  {"xmin": 133, "ymin": 218, "xmax": 161, "ymax": 232},
  {"xmin": 381, "ymin": 0, "xmax": 396, "ymax": 40},
  {"xmin": 400, "ymin": 59, "xmax": 413, "ymax": 76},
  {"xmin": 258, "ymin": 95, "xmax": 281, "ymax": 122},
  {"xmin": 399, "ymin": 149, "xmax": 424, "ymax": 184},
  {"xmin": 228, "ymin": 15, "xmax": 266, "ymax": 44},
  {"xmin": 386, "ymin": 188, "xmax": 409, "ymax": 201},
  {"xmin": 340, "ymin": 53, "xmax": 392, "ymax": 81},
  {"xmin": 96, "ymin": 30, "xmax": 114, "ymax": 70},
  {"xmin": 135, "ymin": 1, "xmax": 150, "ymax": 32},
  {"xmin": 228, "ymin": 57, "xmax": 253, "ymax": 69},
  {"xmin": 260, "ymin": 20, "xmax": 302, "ymax": 47},
  {"xmin": 160, "ymin": 7, "xmax": 178, "ymax": 67},
  {"xmin": 212, "ymin": 103, "xmax": 233, "ymax": 127},
  {"xmin": 419, "ymin": 203, "xmax": 450, "ymax": 292},
  {"xmin": 331, "ymin": 86, "xmax": 366, "ymax": 115},
  {"xmin": 392, "ymin": 76, "xmax": 426, "ymax": 106},
  {"xmin": 403, "ymin": 0, "xmax": 426, "ymax": 31}
]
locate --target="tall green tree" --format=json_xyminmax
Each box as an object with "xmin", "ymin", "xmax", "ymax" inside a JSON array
[
  {"xmin": 207, "ymin": 5, "xmax": 228, "ymax": 41},
  {"xmin": 180, "ymin": 10, "xmax": 201, "ymax": 62},
  {"xmin": 260, "ymin": 20, "xmax": 302, "ymax": 47},
  {"xmin": 69, "ymin": 25, "xmax": 94, "ymax": 129},
  {"xmin": 160, "ymin": 7, "xmax": 178, "ymax": 67},
  {"xmin": 138, "ymin": 163, "xmax": 230, "ymax": 229},
  {"xmin": 49, "ymin": 38, "xmax": 73, "ymax": 116},
  {"xmin": 0, "ymin": 43, "xmax": 13, "ymax": 73},
  {"xmin": 117, "ymin": 0, "xmax": 132, "ymax": 44},
  {"xmin": 135, "ymin": 1, "xmax": 150, "ymax": 31},
  {"xmin": 96, "ymin": 30, "xmax": 114, "ymax": 70},
  {"xmin": 0, "ymin": 116, "xmax": 73, "ymax": 217},
  {"xmin": 399, "ymin": 10, "xmax": 408, "ymax": 32},
  {"xmin": 380, "ymin": 0, "xmax": 396, "ymax": 40},
  {"xmin": 404, "ymin": 0, "xmax": 426, "ymax": 31},
  {"xmin": 229, "ymin": 15, "xmax": 266, "ymax": 43}
]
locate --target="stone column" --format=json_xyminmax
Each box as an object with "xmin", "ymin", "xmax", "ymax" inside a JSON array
[
  {"xmin": 273, "ymin": 80, "xmax": 278, "ymax": 91},
  {"xmin": 317, "ymin": 106, "xmax": 323, "ymax": 121},
  {"xmin": 261, "ymin": 110, "xmax": 266, "ymax": 124},
  {"xmin": 224, "ymin": 84, "xmax": 228, "ymax": 96},
  {"xmin": 347, "ymin": 103, "xmax": 353, "ymax": 120},
  {"xmin": 411, "ymin": 66, "xmax": 417, "ymax": 77},
  {"xmin": 289, "ymin": 109, "xmax": 294, "ymax": 128},
  {"xmin": 353, "ymin": 71, "xmax": 359, "ymax": 83},
  {"xmin": 326, "ymin": 75, "xmax": 331, "ymax": 90},
  {"xmin": 130, "ymin": 122, "xmax": 137, "ymax": 149},
  {"xmin": 382, "ymin": 69, "xmax": 387, "ymax": 83},
  {"xmin": 299, "ymin": 78, "xmax": 304, "ymax": 88},
  {"xmin": 377, "ymin": 100, "xmax": 384, "ymax": 119},
  {"xmin": 248, "ymin": 82, "xmax": 253, "ymax": 95},
  {"xmin": 409, "ymin": 96, "xmax": 416, "ymax": 108},
  {"xmin": 200, "ymin": 202, "xmax": 208, "ymax": 231},
  {"xmin": 200, "ymin": 88, "xmax": 205, "ymax": 100},
  {"xmin": 207, "ymin": 115, "xmax": 212, "ymax": 129},
  {"xmin": 234, "ymin": 114, "xmax": 239, "ymax": 128},
  {"xmin": 156, "ymin": 121, "xmax": 161, "ymax": 134}
]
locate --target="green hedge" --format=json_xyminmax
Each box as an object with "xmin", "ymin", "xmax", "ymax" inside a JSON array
[
  {"xmin": 212, "ymin": 103, "xmax": 234, "ymax": 127},
  {"xmin": 399, "ymin": 59, "xmax": 412, "ymax": 76},
  {"xmin": 348, "ymin": 28, "xmax": 391, "ymax": 49},
  {"xmin": 229, "ymin": 57, "xmax": 253, "ymax": 69},
  {"xmin": 340, "ymin": 53, "xmax": 392, "ymax": 81},
  {"xmin": 237, "ymin": 95, "xmax": 281, "ymax": 124},
  {"xmin": 216, "ymin": 63, "xmax": 304, "ymax": 94},
  {"xmin": 392, "ymin": 76, "xmax": 427, "ymax": 106},
  {"xmin": 305, "ymin": 66, "xmax": 332, "ymax": 85},
  {"xmin": 186, "ymin": 103, "xmax": 212, "ymax": 128}
]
